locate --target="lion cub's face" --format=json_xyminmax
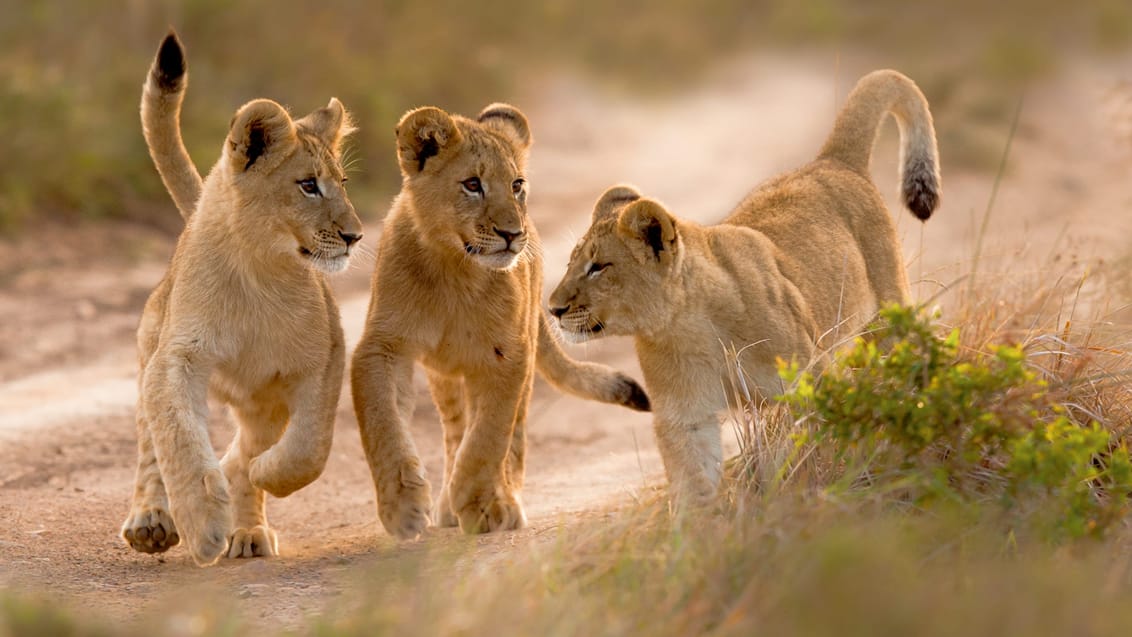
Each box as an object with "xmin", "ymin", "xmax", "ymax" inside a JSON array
[
  {"xmin": 549, "ymin": 186, "xmax": 681, "ymax": 343},
  {"xmin": 394, "ymin": 104, "xmax": 532, "ymax": 270},
  {"xmin": 224, "ymin": 98, "xmax": 363, "ymax": 274}
]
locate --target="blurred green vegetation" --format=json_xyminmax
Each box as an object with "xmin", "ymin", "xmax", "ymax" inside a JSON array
[{"xmin": 0, "ymin": 0, "xmax": 1128, "ymax": 233}]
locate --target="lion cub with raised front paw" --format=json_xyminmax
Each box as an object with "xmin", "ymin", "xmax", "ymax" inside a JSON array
[
  {"xmin": 121, "ymin": 32, "xmax": 363, "ymax": 566},
  {"xmin": 549, "ymin": 70, "xmax": 941, "ymax": 506},
  {"xmin": 351, "ymin": 103, "xmax": 650, "ymax": 539}
]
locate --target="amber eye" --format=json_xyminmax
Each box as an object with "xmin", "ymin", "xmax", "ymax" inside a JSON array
[
  {"xmin": 461, "ymin": 177, "xmax": 482, "ymax": 193},
  {"xmin": 511, "ymin": 178, "xmax": 525, "ymax": 194},
  {"xmin": 298, "ymin": 178, "xmax": 321, "ymax": 196}
]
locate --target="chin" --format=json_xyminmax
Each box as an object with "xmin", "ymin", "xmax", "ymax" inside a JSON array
[
  {"xmin": 474, "ymin": 250, "xmax": 522, "ymax": 271},
  {"xmin": 309, "ymin": 255, "xmax": 350, "ymax": 274}
]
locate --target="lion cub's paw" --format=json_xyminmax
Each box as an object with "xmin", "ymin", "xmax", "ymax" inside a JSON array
[
  {"xmin": 122, "ymin": 506, "xmax": 180, "ymax": 554},
  {"xmin": 178, "ymin": 469, "xmax": 234, "ymax": 566},
  {"xmin": 455, "ymin": 488, "xmax": 527, "ymax": 534},
  {"xmin": 378, "ymin": 461, "xmax": 432, "ymax": 540},
  {"xmin": 227, "ymin": 525, "xmax": 279, "ymax": 558}
]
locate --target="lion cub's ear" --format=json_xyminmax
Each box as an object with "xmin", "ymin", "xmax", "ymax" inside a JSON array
[
  {"xmin": 228, "ymin": 99, "xmax": 297, "ymax": 173},
  {"xmin": 297, "ymin": 97, "xmax": 356, "ymax": 155},
  {"xmin": 477, "ymin": 103, "xmax": 532, "ymax": 150},
  {"xmin": 396, "ymin": 107, "xmax": 462, "ymax": 176},
  {"xmin": 617, "ymin": 198, "xmax": 678, "ymax": 264},
  {"xmin": 592, "ymin": 184, "xmax": 642, "ymax": 223}
]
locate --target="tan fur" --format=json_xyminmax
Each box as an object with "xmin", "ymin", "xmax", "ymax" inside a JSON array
[
  {"xmin": 121, "ymin": 32, "xmax": 364, "ymax": 566},
  {"xmin": 351, "ymin": 103, "xmax": 649, "ymax": 539},
  {"xmin": 548, "ymin": 70, "xmax": 941, "ymax": 505}
]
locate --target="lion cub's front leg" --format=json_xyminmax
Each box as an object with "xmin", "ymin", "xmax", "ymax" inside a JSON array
[
  {"xmin": 352, "ymin": 343, "xmax": 432, "ymax": 540},
  {"xmin": 447, "ymin": 362, "xmax": 533, "ymax": 534},
  {"xmin": 141, "ymin": 349, "xmax": 233, "ymax": 566},
  {"xmin": 653, "ymin": 413, "xmax": 724, "ymax": 510}
]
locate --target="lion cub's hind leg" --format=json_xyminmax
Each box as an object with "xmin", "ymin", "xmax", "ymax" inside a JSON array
[
  {"xmin": 427, "ymin": 371, "xmax": 466, "ymax": 528},
  {"xmin": 504, "ymin": 370, "xmax": 533, "ymax": 495},
  {"xmin": 219, "ymin": 399, "xmax": 288, "ymax": 558},
  {"xmin": 122, "ymin": 409, "xmax": 180, "ymax": 553}
]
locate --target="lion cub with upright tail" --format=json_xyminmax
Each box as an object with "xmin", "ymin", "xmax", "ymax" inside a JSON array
[
  {"xmin": 549, "ymin": 70, "xmax": 941, "ymax": 505},
  {"xmin": 351, "ymin": 103, "xmax": 650, "ymax": 539},
  {"xmin": 121, "ymin": 32, "xmax": 363, "ymax": 566}
]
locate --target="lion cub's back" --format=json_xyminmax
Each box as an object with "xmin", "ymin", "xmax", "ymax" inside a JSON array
[{"xmin": 726, "ymin": 160, "xmax": 903, "ymax": 340}]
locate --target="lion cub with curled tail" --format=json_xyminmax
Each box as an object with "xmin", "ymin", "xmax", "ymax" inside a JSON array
[
  {"xmin": 351, "ymin": 104, "xmax": 650, "ymax": 539},
  {"xmin": 549, "ymin": 70, "xmax": 941, "ymax": 505},
  {"xmin": 121, "ymin": 32, "xmax": 363, "ymax": 566}
]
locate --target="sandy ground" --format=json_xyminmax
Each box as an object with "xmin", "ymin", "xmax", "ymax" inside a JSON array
[{"xmin": 1, "ymin": 52, "xmax": 1130, "ymax": 629}]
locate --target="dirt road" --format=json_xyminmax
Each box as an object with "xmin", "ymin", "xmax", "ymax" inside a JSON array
[{"xmin": 1, "ymin": 53, "xmax": 1129, "ymax": 628}]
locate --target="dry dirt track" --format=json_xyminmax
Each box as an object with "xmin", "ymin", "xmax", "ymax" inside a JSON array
[{"xmin": 1, "ymin": 53, "xmax": 1130, "ymax": 629}]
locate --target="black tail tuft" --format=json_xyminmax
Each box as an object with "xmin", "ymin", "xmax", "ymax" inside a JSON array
[
  {"xmin": 153, "ymin": 31, "xmax": 186, "ymax": 92},
  {"xmin": 617, "ymin": 375, "xmax": 651, "ymax": 412},
  {"xmin": 902, "ymin": 158, "xmax": 939, "ymax": 221}
]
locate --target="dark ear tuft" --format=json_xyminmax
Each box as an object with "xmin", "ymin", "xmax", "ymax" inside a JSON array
[
  {"xmin": 477, "ymin": 103, "xmax": 532, "ymax": 148},
  {"xmin": 395, "ymin": 107, "xmax": 461, "ymax": 175},
  {"xmin": 592, "ymin": 184, "xmax": 642, "ymax": 223},
  {"xmin": 245, "ymin": 123, "xmax": 268, "ymax": 170},
  {"xmin": 643, "ymin": 219, "xmax": 665, "ymax": 259},
  {"xmin": 228, "ymin": 99, "xmax": 296, "ymax": 173},
  {"xmin": 416, "ymin": 136, "xmax": 439, "ymax": 172},
  {"xmin": 152, "ymin": 30, "xmax": 186, "ymax": 92},
  {"xmin": 617, "ymin": 198, "xmax": 679, "ymax": 263}
]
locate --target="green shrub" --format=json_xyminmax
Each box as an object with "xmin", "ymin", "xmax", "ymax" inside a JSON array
[{"xmin": 779, "ymin": 304, "xmax": 1132, "ymax": 539}]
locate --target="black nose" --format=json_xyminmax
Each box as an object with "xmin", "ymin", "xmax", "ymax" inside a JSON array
[
  {"xmin": 493, "ymin": 227, "xmax": 522, "ymax": 245},
  {"xmin": 549, "ymin": 305, "xmax": 568, "ymax": 319},
  {"xmin": 339, "ymin": 231, "xmax": 362, "ymax": 247}
]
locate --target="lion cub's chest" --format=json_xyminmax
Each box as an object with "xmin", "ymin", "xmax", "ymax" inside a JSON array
[
  {"xmin": 416, "ymin": 275, "xmax": 534, "ymax": 376},
  {"xmin": 204, "ymin": 282, "xmax": 330, "ymax": 406}
]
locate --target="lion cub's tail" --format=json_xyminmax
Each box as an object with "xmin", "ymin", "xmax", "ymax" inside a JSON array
[
  {"xmin": 818, "ymin": 69, "xmax": 941, "ymax": 221},
  {"xmin": 141, "ymin": 31, "xmax": 203, "ymax": 221},
  {"xmin": 536, "ymin": 313, "xmax": 651, "ymax": 412}
]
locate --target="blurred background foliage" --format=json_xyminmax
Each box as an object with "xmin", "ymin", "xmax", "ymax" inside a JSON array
[{"xmin": 0, "ymin": 0, "xmax": 1128, "ymax": 233}]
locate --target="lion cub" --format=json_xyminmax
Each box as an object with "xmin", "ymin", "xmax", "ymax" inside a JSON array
[
  {"xmin": 549, "ymin": 70, "xmax": 941, "ymax": 505},
  {"xmin": 351, "ymin": 104, "xmax": 650, "ymax": 538},
  {"xmin": 121, "ymin": 32, "xmax": 363, "ymax": 566}
]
